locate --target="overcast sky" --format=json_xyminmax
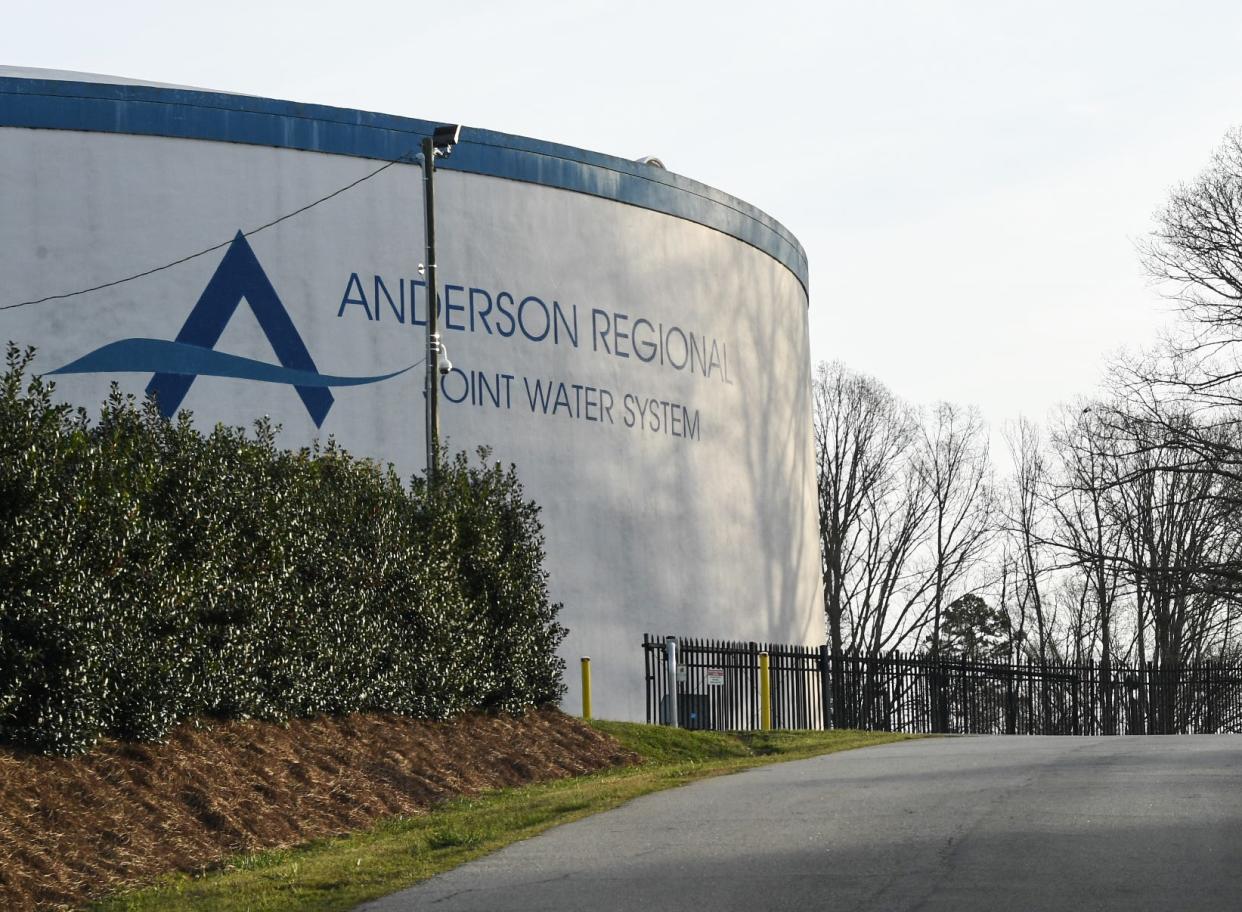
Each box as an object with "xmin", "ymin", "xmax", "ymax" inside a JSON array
[{"xmin": 6, "ymin": 0, "xmax": 1242, "ymax": 429}]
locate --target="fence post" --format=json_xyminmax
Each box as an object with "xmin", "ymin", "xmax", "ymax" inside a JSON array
[
  {"xmin": 643, "ymin": 634, "xmax": 652, "ymax": 725},
  {"xmin": 819, "ymin": 644, "xmax": 832, "ymax": 730},
  {"xmin": 932, "ymin": 658, "xmax": 947, "ymax": 734},
  {"xmin": 1207, "ymin": 660, "xmax": 1217, "ymax": 733},
  {"xmin": 1005, "ymin": 668, "xmax": 1016, "ymax": 735},
  {"xmin": 1071, "ymin": 675, "xmax": 1080, "ymax": 736},
  {"xmin": 759, "ymin": 651, "xmax": 772, "ymax": 731},
  {"xmin": 665, "ymin": 636, "xmax": 679, "ymax": 728},
  {"xmin": 580, "ymin": 656, "xmax": 592, "ymax": 720}
]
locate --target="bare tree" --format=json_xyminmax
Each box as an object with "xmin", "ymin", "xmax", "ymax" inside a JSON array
[
  {"xmin": 916, "ymin": 403, "xmax": 994, "ymax": 657},
  {"xmin": 992, "ymin": 544, "xmax": 1029, "ymax": 662},
  {"xmin": 1002, "ymin": 417, "xmax": 1052, "ymax": 664},
  {"xmin": 1049, "ymin": 405, "xmax": 1124, "ymax": 654},
  {"xmin": 804, "ymin": 125, "xmax": 1242, "ymax": 738},
  {"xmin": 1110, "ymin": 412, "xmax": 1236, "ymax": 665},
  {"xmin": 1144, "ymin": 128, "xmax": 1242, "ymax": 366},
  {"xmin": 812, "ymin": 363, "xmax": 926, "ymax": 658},
  {"xmin": 842, "ymin": 461, "xmax": 938, "ymax": 656},
  {"xmin": 1123, "ymin": 127, "xmax": 1242, "ymax": 502},
  {"xmin": 1077, "ymin": 126, "xmax": 1242, "ymax": 689},
  {"xmin": 1047, "ymin": 403, "xmax": 1128, "ymax": 728}
]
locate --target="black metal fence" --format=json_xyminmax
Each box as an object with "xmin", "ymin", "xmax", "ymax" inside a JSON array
[{"xmin": 642, "ymin": 634, "xmax": 1242, "ymax": 735}]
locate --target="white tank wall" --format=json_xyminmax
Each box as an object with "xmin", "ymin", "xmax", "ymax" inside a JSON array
[{"xmin": 0, "ymin": 112, "xmax": 823, "ymax": 720}]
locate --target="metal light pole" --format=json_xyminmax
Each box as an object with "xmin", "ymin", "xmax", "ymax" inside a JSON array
[
  {"xmin": 421, "ymin": 135, "xmax": 440, "ymax": 480},
  {"xmin": 419, "ymin": 125, "xmax": 461, "ymax": 482}
]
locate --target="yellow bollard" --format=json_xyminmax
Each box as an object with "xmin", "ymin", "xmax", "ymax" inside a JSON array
[
  {"xmin": 759, "ymin": 651, "xmax": 771, "ymax": 731},
  {"xmin": 580, "ymin": 656, "xmax": 592, "ymax": 720}
]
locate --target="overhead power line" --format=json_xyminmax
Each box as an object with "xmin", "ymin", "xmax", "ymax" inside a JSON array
[{"xmin": 1, "ymin": 151, "xmax": 417, "ymax": 312}]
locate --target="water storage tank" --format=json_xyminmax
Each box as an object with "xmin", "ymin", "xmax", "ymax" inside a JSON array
[{"xmin": 0, "ymin": 68, "xmax": 824, "ymax": 719}]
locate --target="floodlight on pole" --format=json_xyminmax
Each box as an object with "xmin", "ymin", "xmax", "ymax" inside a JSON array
[{"xmin": 432, "ymin": 124, "xmax": 462, "ymax": 151}]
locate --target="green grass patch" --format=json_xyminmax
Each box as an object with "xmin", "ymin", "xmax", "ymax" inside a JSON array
[{"xmin": 93, "ymin": 725, "xmax": 919, "ymax": 912}]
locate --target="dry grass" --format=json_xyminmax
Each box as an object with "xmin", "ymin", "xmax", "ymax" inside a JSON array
[{"xmin": 0, "ymin": 709, "xmax": 637, "ymax": 911}]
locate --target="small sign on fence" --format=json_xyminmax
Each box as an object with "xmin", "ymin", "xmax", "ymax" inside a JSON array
[
  {"xmin": 705, "ymin": 667, "xmax": 725, "ymax": 686},
  {"xmin": 676, "ymin": 666, "xmax": 688, "ymax": 683}
]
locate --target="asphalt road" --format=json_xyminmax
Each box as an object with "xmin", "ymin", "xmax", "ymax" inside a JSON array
[{"xmin": 361, "ymin": 735, "xmax": 1242, "ymax": 911}]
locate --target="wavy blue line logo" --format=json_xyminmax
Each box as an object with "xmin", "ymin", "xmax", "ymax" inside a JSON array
[{"xmin": 51, "ymin": 232, "xmax": 412, "ymax": 427}]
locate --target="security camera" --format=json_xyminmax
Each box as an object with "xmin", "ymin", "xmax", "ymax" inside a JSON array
[{"xmin": 438, "ymin": 344, "xmax": 453, "ymax": 376}]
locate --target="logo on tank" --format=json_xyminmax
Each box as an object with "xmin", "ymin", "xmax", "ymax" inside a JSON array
[{"xmin": 50, "ymin": 233, "xmax": 413, "ymax": 427}]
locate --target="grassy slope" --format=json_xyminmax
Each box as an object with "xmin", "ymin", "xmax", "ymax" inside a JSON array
[{"xmin": 94, "ymin": 725, "xmax": 918, "ymax": 912}]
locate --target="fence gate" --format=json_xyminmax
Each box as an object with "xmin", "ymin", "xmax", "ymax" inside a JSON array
[{"xmin": 642, "ymin": 635, "xmax": 827, "ymax": 731}]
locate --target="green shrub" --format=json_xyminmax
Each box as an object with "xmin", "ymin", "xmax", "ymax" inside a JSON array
[{"xmin": 0, "ymin": 344, "xmax": 566, "ymax": 754}]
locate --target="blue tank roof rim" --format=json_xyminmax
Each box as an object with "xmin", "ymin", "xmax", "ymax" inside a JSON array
[{"xmin": 0, "ymin": 75, "xmax": 809, "ymax": 297}]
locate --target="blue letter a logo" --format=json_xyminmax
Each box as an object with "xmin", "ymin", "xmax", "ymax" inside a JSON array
[
  {"xmin": 147, "ymin": 232, "xmax": 334, "ymax": 426},
  {"xmin": 51, "ymin": 233, "xmax": 416, "ymax": 425}
]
